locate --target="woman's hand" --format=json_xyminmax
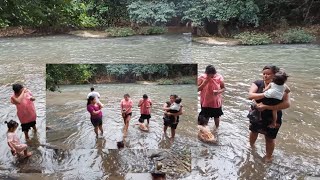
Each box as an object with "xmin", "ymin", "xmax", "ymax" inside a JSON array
[{"xmin": 256, "ymin": 103, "xmax": 267, "ymax": 111}]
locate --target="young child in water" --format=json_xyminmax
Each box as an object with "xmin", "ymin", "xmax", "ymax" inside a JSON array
[
  {"xmin": 163, "ymin": 98, "xmax": 182, "ymax": 124},
  {"xmin": 10, "ymin": 83, "xmax": 37, "ymax": 140},
  {"xmin": 5, "ymin": 120, "xmax": 32, "ymax": 157},
  {"xmin": 252, "ymin": 71, "xmax": 290, "ymax": 128}
]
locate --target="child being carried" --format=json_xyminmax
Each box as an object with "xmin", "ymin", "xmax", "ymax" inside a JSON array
[{"xmin": 163, "ymin": 98, "xmax": 182, "ymax": 124}]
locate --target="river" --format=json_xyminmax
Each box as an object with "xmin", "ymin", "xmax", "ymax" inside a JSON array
[{"xmin": 0, "ymin": 34, "xmax": 319, "ymax": 179}]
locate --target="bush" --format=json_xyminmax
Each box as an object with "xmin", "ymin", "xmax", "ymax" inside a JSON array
[
  {"xmin": 280, "ymin": 28, "xmax": 316, "ymax": 44},
  {"xmin": 139, "ymin": 26, "xmax": 168, "ymax": 35},
  {"xmin": 234, "ymin": 32, "xmax": 272, "ymax": 45},
  {"xmin": 157, "ymin": 79, "xmax": 174, "ymax": 85},
  {"xmin": 105, "ymin": 27, "xmax": 136, "ymax": 37}
]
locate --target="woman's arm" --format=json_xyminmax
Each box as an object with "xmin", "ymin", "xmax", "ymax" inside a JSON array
[
  {"xmin": 248, "ymin": 83, "xmax": 265, "ymax": 100},
  {"xmin": 11, "ymin": 88, "xmax": 26, "ymax": 104},
  {"xmin": 198, "ymin": 77, "xmax": 209, "ymax": 91},
  {"xmin": 257, "ymin": 92, "xmax": 291, "ymax": 111},
  {"xmin": 214, "ymin": 81, "xmax": 226, "ymax": 95},
  {"xmin": 138, "ymin": 100, "xmax": 143, "ymax": 107},
  {"xmin": 166, "ymin": 106, "xmax": 183, "ymax": 116}
]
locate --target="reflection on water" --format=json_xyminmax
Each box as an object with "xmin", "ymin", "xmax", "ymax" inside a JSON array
[
  {"xmin": 46, "ymin": 84, "xmax": 198, "ymax": 149},
  {"xmin": 0, "ymin": 35, "xmax": 319, "ymax": 179}
]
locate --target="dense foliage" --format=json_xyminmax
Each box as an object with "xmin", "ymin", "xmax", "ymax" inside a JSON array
[
  {"xmin": 234, "ymin": 32, "xmax": 272, "ymax": 45},
  {"xmin": 279, "ymin": 28, "xmax": 316, "ymax": 44},
  {"xmin": 1, "ymin": 0, "xmax": 319, "ymax": 36},
  {"xmin": 46, "ymin": 64, "xmax": 197, "ymax": 91}
]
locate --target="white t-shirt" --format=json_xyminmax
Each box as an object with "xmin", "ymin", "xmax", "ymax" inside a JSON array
[
  {"xmin": 170, "ymin": 102, "xmax": 181, "ymax": 111},
  {"xmin": 87, "ymin": 91, "xmax": 101, "ymax": 103},
  {"xmin": 264, "ymin": 82, "xmax": 287, "ymax": 100}
]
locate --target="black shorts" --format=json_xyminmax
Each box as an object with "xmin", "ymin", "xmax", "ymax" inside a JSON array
[
  {"xmin": 91, "ymin": 117, "xmax": 102, "ymax": 127},
  {"xmin": 249, "ymin": 110, "xmax": 282, "ymax": 139},
  {"xmin": 163, "ymin": 116, "xmax": 179, "ymax": 129},
  {"xmin": 139, "ymin": 114, "xmax": 151, "ymax": 123},
  {"xmin": 21, "ymin": 121, "xmax": 36, "ymax": 132},
  {"xmin": 199, "ymin": 107, "xmax": 223, "ymax": 118}
]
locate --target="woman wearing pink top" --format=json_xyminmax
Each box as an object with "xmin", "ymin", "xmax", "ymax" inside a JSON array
[
  {"xmin": 198, "ymin": 65, "xmax": 225, "ymax": 129},
  {"xmin": 10, "ymin": 83, "xmax": 37, "ymax": 140},
  {"xmin": 138, "ymin": 94, "xmax": 152, "ymax": 126},
  {"xmin": 87, "ymin": 96, "xmax": 103, "ymax": 138},
  {"xmin": 121, "ymin": 94, "xmax": 133, "ymax": 136}
]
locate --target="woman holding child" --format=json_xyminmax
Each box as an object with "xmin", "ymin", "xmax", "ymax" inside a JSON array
[
  {"xmin": 248, "ymin": 65, "xmax": 291, "ymax": 162},
  {"xmin": 163, "ymin": 94, "xmax": 183, "ymax": 140}
]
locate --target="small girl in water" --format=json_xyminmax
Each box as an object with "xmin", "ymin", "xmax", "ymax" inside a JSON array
[
  {"xmin": 5, "ymin": 120, "xmax": 32, "ymax": 157},
  {"xmin": 11, "ymin": 83, "xmax": 37, "ymax": 140},
  {"xmin": 87, "ymin": 96, "xmax": 103, "ymax": 138},
  {"xmin": 138, "ymin": 94, "xmax": 152, "ymax": 126},
  {"xmin": 120, "ymin": 94, "xmax": 133, "ymax": 136}
]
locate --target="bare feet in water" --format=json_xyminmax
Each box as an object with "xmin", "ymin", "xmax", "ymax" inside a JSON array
[{"xmin": 263, "ymin": 155, "xmax": 273, "ymax": 163}]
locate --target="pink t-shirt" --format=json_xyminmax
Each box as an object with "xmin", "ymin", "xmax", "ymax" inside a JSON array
[
  {"xmin": 121, "ymin": 99, "xmax": 133, "ymax": 114},
  {"xmin": 198, "ymin": 73, "xmax": 224, "ymax": 108},
  {"xmin": 7, "ymin": 132, "xmax": 27, "ymax": 153},
  {"xmin": 139, "ymin": 98, "xmax": 152, "ymax": 115},
  {"xmin": 11, "ymin": 90, "xmax": 37, "ymax": 124},
  {"xmin": 87, "ymin": 104, "xmax": 102, "ymax": 119}
]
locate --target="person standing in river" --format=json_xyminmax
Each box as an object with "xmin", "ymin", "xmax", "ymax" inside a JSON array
[
  {"xmin": 198, "ymin": 65, "xmax": 225, "ymax": 130},
  {"xmin": 121, "ymin": 94, "xmax": 133, "ymax": 137},
  {"xmin": 87, "ymin": 96, "xmax": 103, "ymax": 138},
  {"xmin": 163, "ymin": 94, "xmax": 183, "ymax": 141},
  {"xmin": 138, "ymin": 94, "xmax": 152, "ymax": 126},
  {"xmin": 248, "ymin": 65, "xmax": 291, "ymax": 162},
  {"xmin": 11, "ymin": 83, "xmax": 37, "ymax": 141}
]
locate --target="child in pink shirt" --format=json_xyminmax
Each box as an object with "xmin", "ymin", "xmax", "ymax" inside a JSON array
[
  {"xmin": 198, "ymin": 65, "xmax": 225, "ymax": 129},
  {"xmin": 5, "ymin": 120, "xmax": 32, "ymax": 157},
  {"xmin": 120, "ymin": 94, "xmax": 133, "ymax": 136},
  {"xmin": 10, "ymin": 84, "xmax": 37, "ymax": 140},
  {"xmin": 138, "ymin": 94, "xmax": 152, "ymax": 126}
]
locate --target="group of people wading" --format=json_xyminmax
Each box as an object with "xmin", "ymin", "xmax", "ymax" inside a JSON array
[
  {"xmin": 197, "ymin": 65, "xmax": 290, "ymax": 162},
  {"xmin": 86, "ymin": 88, "xmax": 183, "ymax": 142}
]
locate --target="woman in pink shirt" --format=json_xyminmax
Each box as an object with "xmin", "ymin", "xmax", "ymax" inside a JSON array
[
  {"xmin": 138, "ymin": 94, "xmax": 152, "ymax": 126},
  {"xmin": 11, "ymin": 83, "xmax": 37, "ymax": 140},
  {"xmin": 5, "ymin": 120, "xmax": 32, "ymax": 157},
  {"xmin": 121, "ymin": 94, "xmax": 133, "ymax": 136},
  {"xmin": 87, "ymin": 96, "xmax": 103, "ymax": 138},
  {"xmin": 198, "ymin": 65, "xmax": 225, "ymax": 130}
]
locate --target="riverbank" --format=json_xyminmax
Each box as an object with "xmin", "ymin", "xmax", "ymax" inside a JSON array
[
  {"xmin": 192, "ymin": 25, "xmax": 320, "ymax": 46},
  {"xmin": 0, "ymin": 26, "xmax": 192, "ymax": 38}
]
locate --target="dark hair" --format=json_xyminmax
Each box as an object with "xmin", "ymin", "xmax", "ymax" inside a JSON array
[
  {"xmin": 205, "ymin": 65, "xmax": 217, "ymax": 75},
  {"xmin": 5, "ymin": 120, "xmax": 18, "ymax": 130},
  {"xmin": 151, "ymin": 173, "xmax": 166, "ymax": 179},
  {"xmin": 175, "ymin": 98, "xmax": 182, "ymax": 104},
  {"xmin": 143, "ymin": 94, "xmax": 148, "ymax": 99},
  {"xmin": 87, "ymin": 96, "xmax": 95, "ymax": 105},
  {"xmin": 12, "ymin": 83, "xmax": 24, "ymax": 94},
  {"xmin": 165, "ymin": 101, "xmax": 171, "ymax": 107},
  {"xmin": 124, "ymin": 93, "xmax": 130, "ymax": 98},
  {"xmin": 117, "ymin": 141, "xmax": 124, "ymax": 149},
  {"xmin": 170, "ymin": 94, "xmax": 178, "ymax": 99},
  {"xmin": 198, "ymin": 114, "xmax": 207, "ymax": 126},
  {"xmin": 273, "ymin": 71, "xmax": 288, "ymax": 85},
  {"xmin": 90, "ymin": 87, "xmax": 94, "ymax": 91},
  {"xmin": 262, "ymin": 65, "xmax": 280, "ymax": 75}
]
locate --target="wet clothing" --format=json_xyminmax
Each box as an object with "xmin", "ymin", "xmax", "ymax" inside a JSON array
[
  {"xmin": 90, "ymin": 117, "xmax": 102, "ymax": 127},
  {"xmin": 163, "ymin": 102, "xmax": 181, "ymax": 129},
  {"xmin": 87, "ymin": 104, "xmax": 102, "ymax": 120},
  {"xmin": 21, "ymin": 121, "xmax": 36, "ymax": 132},
  {"xmin": 7, "ymin": 132, "xmax": 28, "ymax": 153},
  {"xmin": 198, "ymin": 73, "xmax": 224, "ymax": 108},
  {"xmin": 139, "ymin": 114, "xmax": 151, "ymax": 123},
  {"xmin": 11, "ymin": 90, "xmax": 37, "ymax": 129},
  {"xmin": 139, "ymin": 98, "xmax": 152, "ymax": 115},
  {"xmin": 249, "ymin": 80, "xmax": 283, "ymax": 139},
  {"xmin": 121, "ymin": 99, "xmax": 133, "ymax": 114},
  {"xmin": 198, "ymin": 107, "xmax": 223, "ymax": 125}
]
